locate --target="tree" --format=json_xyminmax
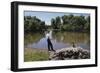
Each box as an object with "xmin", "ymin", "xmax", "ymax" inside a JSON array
[
  {"xmin": 61, "ymin": 14, "xmax": 89, "ymax": 31},
  {"xmin": 84, "ymin": 16, "xmax": 90, "ymax": 31},
  {"xmin": 24, "ymin": 16, "xmax": 46, "ymax": 33},
  {"xmin": 62, "ymin": 15, "xmax": 69, "ymax": 24},
  {"xmin": 51, "ymin": 18, "xmax": 56, "ymax": 29},
  {"xmin": 55, "ymin": 16, "xmax": 61, "ymax": 29},
  {"xmin": 40, "ymin": 21, "xmax": 46, "ymax": 30}
]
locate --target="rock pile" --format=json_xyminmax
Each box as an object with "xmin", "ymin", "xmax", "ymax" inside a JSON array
[{"xmin": 49, "ymin": 47, "xmax": 90, "ymax": 60}]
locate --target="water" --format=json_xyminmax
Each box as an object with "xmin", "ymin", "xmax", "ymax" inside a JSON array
[{"xmin": 24, "ymin": 30, "xmax": 90, "ymax": 50}]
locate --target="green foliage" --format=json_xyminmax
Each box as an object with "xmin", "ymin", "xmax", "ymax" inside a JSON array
[
  {"xmin": 55, "ymin": 16, "xmax": 61, "ymax": 29},
  {"xmin": 24, "ymin": 14, "xmax": 90, "ymax": 32},
  {"xmin": 51, "ymin": 16, "xmax": 62, "ymax": 29},
  {"xmin": 51, "ymin": 18, "xmax": 56, "ymax": 29},
  {"xmin": 51, "ymin": 14, "xmax": 90, "ymax": 32},
  {"xmin": 84, "ymin": 16, "xmax": 90, "ymax": 31},
  {"xmin": 24, "ymin": 16, "xmax": 46, "ymax": 33}
]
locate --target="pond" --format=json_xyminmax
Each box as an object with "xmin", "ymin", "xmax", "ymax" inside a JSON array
[{"xmin": 24, "ymin": 30, "xmax": 90, "ymax": 50}]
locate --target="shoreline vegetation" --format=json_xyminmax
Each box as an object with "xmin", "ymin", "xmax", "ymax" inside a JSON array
[
  {"xmin": 24, "ymin": 47, "xmax": 90, "ymax": 62},
  {"xmin": 24, "ymin": 14, "xmax": 90, "ymax": 33}
]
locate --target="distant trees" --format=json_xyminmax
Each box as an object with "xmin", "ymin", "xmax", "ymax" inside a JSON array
[
  {"xmin": 51, "ymin": 18, "xmax": 56, "ymax": 29},
  {"xmin": 55, "ymin": 16, "xmax": 62, "ymax": 29},
  {"xmin": 84, "ymin": 16, "xmax": 90, "ymax": 31},
  {"xmin": 51, "ymin": 15, "xmax": 90, "ymax": 32},
  {"xmin": 24, "ymin": 14, "xmax": 90, "ymax": 33},
  {"xmin": 51, "ymin": 16, "xmax": 62, "ymax": 29},
  {"xmin": 24, "ymin": 16, "xmax": 46, "ymax": 33}
]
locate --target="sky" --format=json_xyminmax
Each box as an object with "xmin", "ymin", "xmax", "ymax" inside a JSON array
[{"xmin": 24, "ymin": 11, "xmax": 90, "ymax": 25}]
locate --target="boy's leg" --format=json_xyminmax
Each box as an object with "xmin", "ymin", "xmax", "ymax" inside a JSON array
[
  {"xmin": 48, "ymin": 44, "xmax": 51, "ymax": 51},
  {"xmin": 50, "ymin": 43, "xmax": 55, "ymax": 51}
]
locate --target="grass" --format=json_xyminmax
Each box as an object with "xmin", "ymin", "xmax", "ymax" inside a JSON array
[{"xmin": 24, "ymin": 48, "xmax": 49, "ymax": 62}]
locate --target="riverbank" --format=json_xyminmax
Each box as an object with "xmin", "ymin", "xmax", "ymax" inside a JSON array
[
  {"xmin": 24, "ymin": 47, "xmax": 90, "ymax": 62},
  {"xmin": 24, "ymin": 48, "xmax": 49, "ymax": 62}
]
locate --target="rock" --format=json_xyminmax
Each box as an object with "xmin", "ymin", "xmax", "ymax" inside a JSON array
[{"xmin": 48, "ymin": 47, "xmax": 90, "ymax": 60}]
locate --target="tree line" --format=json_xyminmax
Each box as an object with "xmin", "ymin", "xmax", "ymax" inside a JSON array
[
  {"xmin": 24, "ymin": 14, "xmax": 90, "ymax": 33},
  {"xmin": 51, "ymin": 15, "xmax": 90, "ymax": 32},
  {"xmin": 24, "ymin": 16, "xmax": 46, "ymax": 33}
]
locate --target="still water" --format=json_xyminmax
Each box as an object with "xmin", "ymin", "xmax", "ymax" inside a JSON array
[{"xmin": 24, "ymin": 30, "xmax": 90, "ymax": 50}]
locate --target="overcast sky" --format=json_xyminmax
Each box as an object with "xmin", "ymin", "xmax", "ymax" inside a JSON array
[{"xmin": 24, "ymin": 11, "xmax": 90, "ymax": 25}]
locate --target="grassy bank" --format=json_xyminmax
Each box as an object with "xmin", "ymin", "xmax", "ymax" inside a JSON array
[
  {"xmin": 24, "ymin": 48, "xmax": 49, "ymax": 62},
  {"xmin": 24, "ymin": 47, "xmax": 90, "ymax": 61}
]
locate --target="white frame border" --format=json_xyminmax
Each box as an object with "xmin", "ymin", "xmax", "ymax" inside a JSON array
[{"xmin": 18, "ymin": 5, "xmax": 96, "ymax": 69}]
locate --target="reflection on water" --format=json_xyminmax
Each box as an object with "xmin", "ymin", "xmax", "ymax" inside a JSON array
[{"xmin": 24, "ymin": 30, "xmax": 90, "ymax": 50}]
